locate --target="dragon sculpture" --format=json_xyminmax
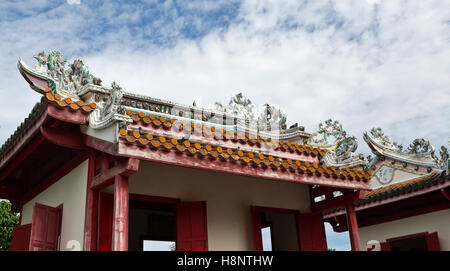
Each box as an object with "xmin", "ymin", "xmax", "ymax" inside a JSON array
[
  {"xmin": 33, "ymin": 50, "xmax": 102, "ymax": 95},
  {"xmin": 308, "ymin": 119, "xmax": 365, "ymax": 168},
  {"xmin": 365, "ymin": 127, "xmax": 449, "ymax": 172},
  {"xmin": 213, "ymin": 93, "xmax": 287, "ymax": 132}
]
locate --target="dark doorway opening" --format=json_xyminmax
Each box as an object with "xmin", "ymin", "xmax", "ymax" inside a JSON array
[
  {"xmin": 389, "ymin": 235, "xmax": 428, "ymax": 251},
  {"xmin": 252, "ymin": 207, "xmax": 300, "ymax": 251},
  {"xmin": 128, "ymin": 198, "xmax": 176, "ymax": 251}
]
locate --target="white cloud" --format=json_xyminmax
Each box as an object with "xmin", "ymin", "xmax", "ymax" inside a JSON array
[{"xmin": 67, "ymin": 0, "xmax": 81, "ymax": 5}]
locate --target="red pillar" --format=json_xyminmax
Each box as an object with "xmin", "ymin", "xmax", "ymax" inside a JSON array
[
  {"xmin": 345, "ymin": 202, "xmax": 362, "ymax": 251},
  {"xmin": 112, "ymin": 174, "xmax": 129, "ymax": 251}
]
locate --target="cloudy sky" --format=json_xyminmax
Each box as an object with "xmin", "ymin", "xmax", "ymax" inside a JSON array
[{"xmin": 0, "ymin": 0, "xmax": 449, "ymax": 250}]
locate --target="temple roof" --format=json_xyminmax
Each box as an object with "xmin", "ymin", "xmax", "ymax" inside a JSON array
[{"xmin": 1, "ymin": 50, "xmax": 378, "ymax": 191}]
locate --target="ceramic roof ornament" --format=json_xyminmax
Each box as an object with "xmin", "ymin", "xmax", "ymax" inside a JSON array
[
  {"xmin": 308, "ymin": 119, "xmax": 367, "ymax": 168},
  {"xmin": 88, "ymin": 81, "xmax": 132, "ymax": 129},
  {"xmin": 25, "ymin": 50, "xmax": 102, "ymax": 100},
  {"xmin": 364, "ymin": 127, "xmax": 448, "ymax": 172}
]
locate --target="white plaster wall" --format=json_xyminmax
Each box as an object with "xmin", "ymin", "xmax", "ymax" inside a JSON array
[
  {"xmin": 129, "ymin": 161, "xmax": 310, "ymax": 251},
  {"xmin": 21, "ymin": 160, "xmax": 89, "ymax": 251},
  {"xmin": 370, "ymin": 165, "xmax": 425, "ymax": 190},
  {"xmin": 359, "ymin": 208, "xmax": 450, "ymax": 251}
]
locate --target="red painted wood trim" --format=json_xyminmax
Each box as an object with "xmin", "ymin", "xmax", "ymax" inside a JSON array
[
  {"xmin": 22, "ymin": 152, "xmax": 89, "ymax": 205},
  {"xmin": 0, "ymin": 134, "xmax": 45, "ymax": 183},
  {"xmin": 84, "ymin": 135, "xmax": 118, "ymax": 156},
  {"xmin": 112, "ymin": 174, "xmax": 129, "ymax": 251},
  {"xmin": 47, "ymin": 104, "xmax": 87, "ymax": 125},
  {"xmin": 118, "ymin": 142, "xmax": 370, "ymax": 191},
  {"xmin": 345, "ymin": 202, "xmax": 362, "ymax": 251},
  {"xmin": 40, "ymin": 124, "xmax": 85, "ymax": 150},
  {"xmin": 129, "ymin": 193, "xmax": 180, "ymax": 204},
  {"xmin": 90, "ymin": 158, "xmax": 140, "ymax": 191},
  {"xmin": 83, "ymin": 151, "xmax": 98, "ymax": 251}
]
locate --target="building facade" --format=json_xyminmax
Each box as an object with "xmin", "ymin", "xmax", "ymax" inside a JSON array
[
  {"xmin": 0, "ymin": 51, "xmax": 390, "ymax": 251},
  {"xmin": 324, "ymin": 128, "xmax": 449, "ymax": 251}
]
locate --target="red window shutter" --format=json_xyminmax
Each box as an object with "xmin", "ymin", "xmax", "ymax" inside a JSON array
[
  {"xmin": 426, "ymin": 232, "xmax": 440, "ymax": 251},
  {"xmin": 98, "ymin": 193, "xmax": 113, "ymax": 251},
  {"xmin": 176, "ymin": 201, "xmax": 208, "ymax": 251},
  {"xmin": 380, "ymin": 242, "xmax": 391, "ymax": 251},
  {"xmin": 250, "ymin": 206, "xmax": 263, "ymax": 251},
  {"xmin": 10, "ymin": 224, "xmax": 32, "ymax": 251},
  {"xmin": 29, "ymin": 203, "xmax": 62, "ymax": 251},
  {"xmin": 297, "ymin": 213, "xmax": 328, "ymax": 251}
]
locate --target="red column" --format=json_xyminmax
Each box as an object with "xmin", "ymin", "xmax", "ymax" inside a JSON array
[
  {"xmin": 83, "ymin": 152, "xmax": 98, "ymax": 251},
  {"xmin": 345, "ymin": 202, "xmax": 362, "ymax": 251},
  {"xmin": 112, "ymin": 174, "xmax": 129, "ymax": 251}
]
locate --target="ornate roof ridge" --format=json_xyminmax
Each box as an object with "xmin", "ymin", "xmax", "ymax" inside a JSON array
[
  {"xmin": 18, "ymin": 51, "xmax": 311, "ymax": 141},
  {"xmin": 364, "ymin": 127, "xmax": 448, "ymax": 171}
]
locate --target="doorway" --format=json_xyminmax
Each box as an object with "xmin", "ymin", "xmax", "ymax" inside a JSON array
[
  {"xmin": 97, "ymin": 193, "xmax": 209, "ymax": 251},
  {"xmin": 129, "ymin": 198, "xmax": 177, "ymax": 251},
  {"xmin": 251, "ymin": 206, "xmax": 300, "ymax": 251}
]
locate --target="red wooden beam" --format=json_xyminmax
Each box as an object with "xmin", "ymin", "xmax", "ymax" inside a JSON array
[
  {"xmin": 0, "ymin": 134, "xmax": 45, "ymax": 183},
  {"xmin": 112, "ymin": 174, "xmax": 129, "ymax": 251},
  {"xmin": 346, "ymin": 202, "xmax": 362, "ymax": 251},
  {"xmin": 118, "ymin": 142, "xmax": 371, "ymax": 191},
  {"xmin": 312, "ymin": 191, "xmax": 364, "ymax": 212},
  {"xmin": 47, "ymin": 104, "xmax": 87, "ymax": 125},
  {"xmin": 84, "ymin": 135, "xmax": 117, "ymax": 156},
  {"xmin": 40, "ymin": 124, "xmax": 85, "ymax": 150},
  {"xmin": 90, "ymin": 158, "xmax": 140, "ymax": 191}
]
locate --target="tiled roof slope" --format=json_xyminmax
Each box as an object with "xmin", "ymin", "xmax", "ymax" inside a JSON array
[
  {"xmin": 322, "ymin": 172, "xmax": 448, "ymax": 215},
  {"xmin": 119, "ymin": 111, "xmax": 372, "ymax": 184}
]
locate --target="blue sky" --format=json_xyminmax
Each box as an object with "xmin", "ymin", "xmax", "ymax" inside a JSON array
[{"xmin": 0, "ymin": 0, "xmax": 449, "ymax": 250}]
